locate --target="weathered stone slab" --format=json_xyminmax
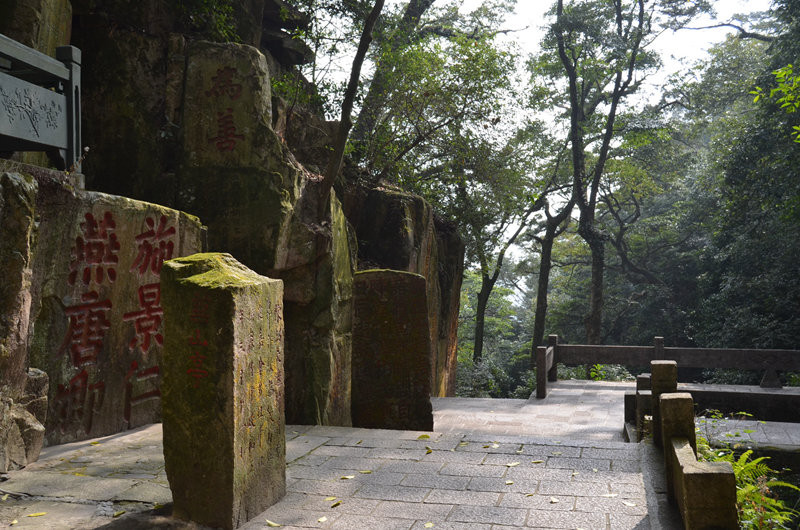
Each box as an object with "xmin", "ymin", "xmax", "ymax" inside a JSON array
[
  {"xmin": 8, "ymin": 165, "xmax": 207, "ymax": 445},
  {"xmin": 352, "ymin": 270, "xmax": 433, "ymax": 431},
  {"xmin": 161, "ymin": 253, "xmax": 285, "ymax": 529},
  {"xmin": 177, "ymin": 40, "xmax": 353, "ymax": 427},
  {"xmin": 344, "ymin": 187, "xmax": 463, "ymax": 397}
]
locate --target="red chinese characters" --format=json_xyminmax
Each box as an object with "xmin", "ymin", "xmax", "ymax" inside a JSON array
[
  {"xmin": 124, "ymin": 215, "xmax": 175, "ymax": 354},
  {"xmin": 130, "ymin": 215, "xmax": 175, "ymax": 276},
  {"xmin": 68, "ymin": 211, "xmax": 120, "ymax": 286},
  {"xmin": 187, "ymin": 293, "xmax": 212, "ymax": 386},
  {"xmin": 205, "ymin": 66, "xmax": 242, "ymax": 100},
  {"xmin": 52, "ymin": 369, "xmax": 105, "ymax": 435},
  {"xmin": 123, "ymin": 283, "xmax": 164, "ymax": 353},
  {"xmin": 59, "ymin": 291, "xmax": 112, "ymax": 368},
  {"xmin": 206, "ymin": 66, "xmax": 245, "ymax": 152},
  {"xmin": 123, "ymin": 360, "xmax": 160, "ymax": 426}
]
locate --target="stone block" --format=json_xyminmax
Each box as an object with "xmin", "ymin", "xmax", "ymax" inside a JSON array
[
  {"xmin": 161, "ymin": 253, "xmax": 285, "ymax": 530},
  {"xmin": 15, "ymin": 165, "xmax": 207, "ymax": 445},
  {"xmin": 344, "ymin": 187, "xmax": 464, "ymax": 397},
  {"xmin": 651, "ymin": 360, "xmax": 678, "ymax": 448},
  {"xmin": 352, "ymin": 270, "xmax": 433, "ymax": 431},
  {"xmin": 682, "ymin": 460, "xmax": 738, "ymax": 528}
]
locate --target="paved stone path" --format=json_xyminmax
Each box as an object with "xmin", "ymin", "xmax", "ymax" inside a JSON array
[{"xmin": 1, "ymin": 380, "xmax": 798, "ymax": 529}]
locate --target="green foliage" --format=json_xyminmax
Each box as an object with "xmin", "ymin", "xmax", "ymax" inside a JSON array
[
  {"xmin": 270, "ymin": 71, "xmax": 330, "ymax": 114},
  {"xmin": 176, "ymin": 0, "xmax": 239, "ymax": 42},
  {"xmin": 698, "ymin": 445, "xmax": 800, "ymax": 529},
  {"xmin": 752, "ymin": 64, "xmax": 800, "ymax": 142}
]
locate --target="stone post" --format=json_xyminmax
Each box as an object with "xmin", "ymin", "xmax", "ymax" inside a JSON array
[
  {"xmin": 161, "ymin": 253, "xmax": 285, "ymax": 529},
  {"xmin": 659, "ymin": 392, "xmax": 696, "ymax": 501},
  {"xmin": 635, "ymin": 373, "xmax": 652, "ymax": 442},
  {"xmin": 650, "ymin": 360, "xmax": 677, "ymax": 448},
  {"xmin": 352, "ymin": 270, "xmax": 433, "ymax": 431}
]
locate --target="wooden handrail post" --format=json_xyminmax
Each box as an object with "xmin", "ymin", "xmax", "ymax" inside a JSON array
[
  {"xmin": 653, "ymin": 336, "xmax": 664, "ymax": 360},
  {"xmin": 651, "ymin": 360, "xmax": 677, "ymax": 449},
  {"xmin": 547, "ymin": 334, "xmax": 559, "ymax": 382}
]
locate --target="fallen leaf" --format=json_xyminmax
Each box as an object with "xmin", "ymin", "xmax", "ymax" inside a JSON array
[
  {"xmin": 525, "ymin": 493, "xmax": 534, "ymax": 497},
  {"xmin": 549, "ymin": 497, "xmax": 559, "ymax": 504},
  {"xmin": 601, "ymin": 493, "xmax": 618, "ymax": 498},
  {"xmin": 552, "ymin": 451, "xmax": 562, "ymax": 456},
  {"xmin": 1, "ymin": 494, "xmax": 8, "ymax": 501},
  {"xmin": 73, "ymin": 472, "xmax": 87, "ymax": 477},
  {"xmin": 571, "ymin": 472, "xmax": 580, "ymax": 477},
  {"xmin": 331, "ymin": 501, "xmax": 342, "ymax": 508},
  {"xmin": 483, "ymin": 445, "xmax": 490, "ymax": 448},
  {"xmin": 623, "ymin": 501, "xmax": 637, "ymax": 507},
  {"xmin": 10, "ymin": 520, "xmax": 18, "ymax": 526},
  {"xmin": 90, "ymin": 441, "xmax": 100, "ymax": 446},
  {"xmin": 491, "ymin": 443, "xmax": 500, "ymax": 449},
  {"xmin": 358, "ymin": 470, "xmax": 372, "ymax": 474},
  {"xmin": 515, "ymin": 449, "xmax": 523, "ymax": 454},
  {"xmin": 592, "ymin": 468, "xmax": 598, "ymax": 473},
  {"xmin": 113, "ymin": 511, "xmax": 125, "ymax": 518},
  {"xmin": 426, "ymin": 449, "xmax": 433, "ymax": 454},
  {"xmin": 356, "ymin": 440, "xmax": 363, "ymax": 445},
  {"xmin": 418, "ymin": 434, "xmax": 430, "ymax": 440},
  {"xmin": 318, "ymin": 516, "xmax": 328, "ymax": 523},
  {"xmin": 26, "ymin": 513, "xmax": 47, "ymax": 517},
  {"xmin": 265, "ymin": 519, "xmax": 282, "ymax": 527},
  {"xmin": 506, "ymin": 462, "xmax": 520, "ymax": 467},
  {"xmin": 325, "ymin": 497, "xmax": 337, "ymax": 501},
  {"xmin": 341, "ymin": 475, "xmax": 355, "ymax": 480},
  {"xmin": 154, "ymin": 504, "xmax": 164, "ymax": 510},
  {"xmin": 459, "ymin": 442, "xmax": 469, "ymax": 447},
  {"xmin": 505, "ymin": 480, "xmax": 514, "ymax": 485},
  {"xmin": 424, "ymin": 523, "xmax": 435, "ymax": 528},
  {"xmin": 531, "ymin": 460, "xmax": 544, "ymax": 464}
]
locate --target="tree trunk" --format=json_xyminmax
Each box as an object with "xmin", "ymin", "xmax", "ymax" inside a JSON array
[
  {"xmin": 472, "ymin": 275, "xmax": 493, "ymax": 364},
  {"xmin": 585, "ymin": 234, "xmax": 605, "ymax": 345},
  {"xmin": 531, "ymin": 231, "xmax": 555, "ymax": 351},
  {"xmin": 322, "ymin": 0, "xmax": 385, "ymax": 205}
]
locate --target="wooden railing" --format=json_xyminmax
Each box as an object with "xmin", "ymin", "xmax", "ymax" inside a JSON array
[
  {"xmin": 0, "ymin": 34, "xmax": 81, "ymax": 171},
  {"xmin": 536, "ymin": 334, "xmax": 800, "ymax": 398}
]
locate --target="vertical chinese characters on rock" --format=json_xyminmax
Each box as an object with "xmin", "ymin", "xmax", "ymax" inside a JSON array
[
  {"xmin": 53, "ymin": 211, "xmax": 182, "ymax": 439},
  {"xmin": 56, "ymin": 211, "xmax": 119, "ymax": 434},
  {"xmin": 187, "ymin": 292, "xmax": 212, "ymax": 386},
  {"xmin": 206, "ymin": 67, "xmax": 244, "ymax": 152}
]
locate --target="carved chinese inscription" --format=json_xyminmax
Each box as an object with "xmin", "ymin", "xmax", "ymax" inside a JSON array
[
  {"xmin": 51, "ymin": 210, "xmax": 182, "ymax": 441},
  {"xmin": 205, "ymin": 67, "xmax": 245, "ymax": 152},
  {"xmin": 161, "ymin": 253, "xmax": 285, "ymax": 529}
]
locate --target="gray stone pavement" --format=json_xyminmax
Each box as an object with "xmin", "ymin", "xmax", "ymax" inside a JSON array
[{"xmin": 1, "ymin": 380, "xmax": 798, "ymax": 529}]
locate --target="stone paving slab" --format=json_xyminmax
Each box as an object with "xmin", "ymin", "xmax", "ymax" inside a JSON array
[{"xmin": 1, "ymin": 383, "xmax": 798, "ymax": 529}]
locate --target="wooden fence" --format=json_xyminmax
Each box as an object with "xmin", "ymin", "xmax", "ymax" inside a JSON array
[
  {"xmin": 0, "ymin": 34, "xmax": 81, "ymax": 170},
  {"xmin": 536, "ymin": 334, "xmax": 800, "ymax": 399}
]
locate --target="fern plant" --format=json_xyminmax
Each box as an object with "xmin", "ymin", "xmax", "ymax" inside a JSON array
[{"xmin": 698, "ymin": 442, "xmax": 800, "ymax": 529}]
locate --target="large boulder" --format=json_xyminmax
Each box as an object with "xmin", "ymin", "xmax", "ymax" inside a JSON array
[
  {"xmin": 0, "ymin": 161, "xmax": 207, "ymax": 446},
  {"xmin": 176, "ymin": 41, "xmax": 353, "ymax": 425},
  {"xmin": 345, "ymin": 186, "xmax": 464, "ymax": 397}
]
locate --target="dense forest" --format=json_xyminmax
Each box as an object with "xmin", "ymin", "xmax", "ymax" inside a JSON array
[{"xmin": 280, "ymin": 0, "xmax": 800, "ymax": 397}]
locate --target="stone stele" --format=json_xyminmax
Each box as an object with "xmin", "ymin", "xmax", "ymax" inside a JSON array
[
  {"xmin": 161, "ymin": 253, "xmax": 285, "ymax": 529},
  {"xmin": 352, "ymin": 269, "xmax": 433, "ymax": 431}
]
